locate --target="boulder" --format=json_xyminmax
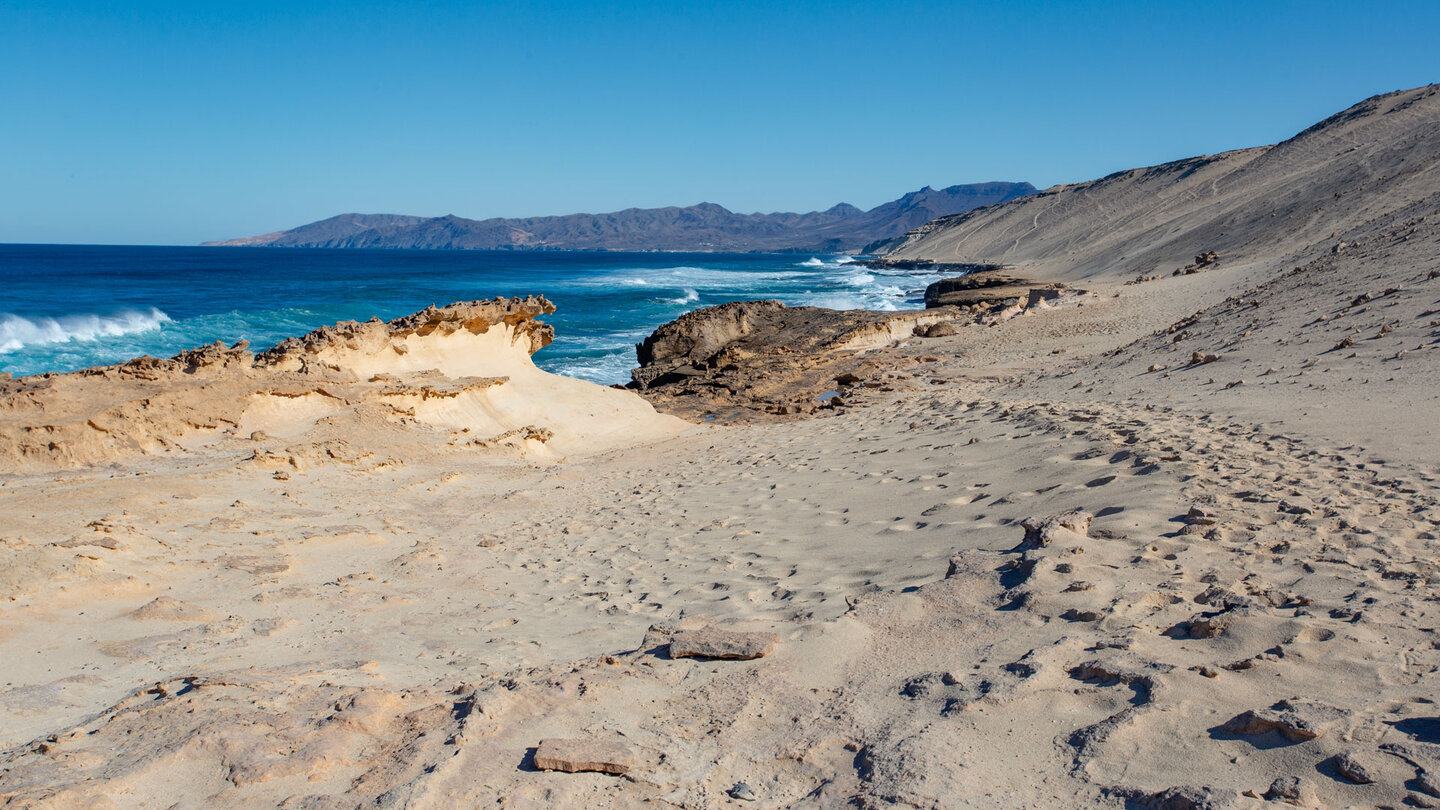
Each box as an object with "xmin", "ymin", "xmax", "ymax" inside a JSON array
[
  {"xmin": 634, "ymin": 300, "xmax": 785, "ymax": 370},
  {"xmin": 924, "ymin": 270, "xmax": 1059, "ymax": 308}
]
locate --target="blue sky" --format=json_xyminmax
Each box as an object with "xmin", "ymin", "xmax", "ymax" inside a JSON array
[{"xmin": 2, "ymin": 0, "xmax": 1437, "ymax": 245}]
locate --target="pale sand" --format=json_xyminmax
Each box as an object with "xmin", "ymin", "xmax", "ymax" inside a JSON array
[{"xmin": 2, "ymin": 85, "xmax": 1440, "ymax": 808}]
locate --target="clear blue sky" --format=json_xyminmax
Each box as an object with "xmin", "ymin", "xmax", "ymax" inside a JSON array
[{"xmin": 2, "ymin": 0, "xmax": 1436, "ymax": 245}]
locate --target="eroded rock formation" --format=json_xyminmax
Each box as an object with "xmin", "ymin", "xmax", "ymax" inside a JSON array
[{"xmin": 0, "ymin": 298, "xmax": 681, "ymax": 472}]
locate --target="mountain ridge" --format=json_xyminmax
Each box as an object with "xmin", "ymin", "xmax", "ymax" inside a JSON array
[{"xmin": 202, "ymin": 182, "xmax": 1036, "ymax": 253}]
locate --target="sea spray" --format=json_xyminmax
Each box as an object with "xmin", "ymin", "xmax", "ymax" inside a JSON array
[{"xmin": 0, "ymin": 309, "xmax": 172, "ymax": 353}]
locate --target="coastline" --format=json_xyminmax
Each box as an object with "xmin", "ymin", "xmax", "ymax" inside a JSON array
[{"xmin": 3, "ymin": 84, "xmax": 1440, "ymax": 808}]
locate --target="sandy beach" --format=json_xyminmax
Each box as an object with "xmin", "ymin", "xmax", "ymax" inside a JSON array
[{"xmin": 3, "ymin": 84, "xmax": 1440, "ymax": 808}]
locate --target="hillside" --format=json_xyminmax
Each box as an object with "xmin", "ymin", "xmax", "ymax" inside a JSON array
[
  {"xmin": 883, "ymin": 85, "xmax": 1440, "ymax": 282},
  {"xmin": 202, "ymin": 182, "xmax": 1035, "ymax": 252}
]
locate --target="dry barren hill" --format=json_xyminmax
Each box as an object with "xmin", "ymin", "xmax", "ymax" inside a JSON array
[{"xmin": 884, "ymin": 84, "xmax": 1440, "ymax": 282}]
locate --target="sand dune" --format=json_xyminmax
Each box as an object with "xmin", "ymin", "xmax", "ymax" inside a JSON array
[
  {"xmin": 3, "ymin": 85, "xmax": 1440, "ymax": 808},
  {"xmin": 886, "ymin": 84, "xmax": 1440, "ymax": 284}
]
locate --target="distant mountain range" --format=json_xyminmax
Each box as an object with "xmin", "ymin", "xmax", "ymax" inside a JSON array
[{"xmin": 203, "ymin": 182, "xmax": 1036, "ymax": 253}]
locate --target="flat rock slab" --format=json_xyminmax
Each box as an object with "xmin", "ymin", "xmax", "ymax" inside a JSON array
[
  {"xmin": 669, "ymin": 628, "xmax": 778, "ymax": 660},
  {"xmin": 533, "ymin": 738, "xmax": 632, "ymax": 775}
]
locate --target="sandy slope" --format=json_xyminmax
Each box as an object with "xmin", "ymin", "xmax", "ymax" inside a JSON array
[
  {"xmin": 886, "ymin": 84, "xmax": 1440, "ymax": 284},
  {"xmin": 3, "ymin": 85, "xmax": 1440, "ymax": 809}
]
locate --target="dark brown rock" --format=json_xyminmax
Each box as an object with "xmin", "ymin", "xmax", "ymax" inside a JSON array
[
  {"xmin": 923, "ymin": 270, "xmax": 1063, "ymax": 308},
  {"xmin": 1263, "ymin": 776, "xmax": 1320, "ymax": 807},
  {"xmin": 1331, "ymin": 751, "xmax": 1378, "ymax": 784},
  {"xmin": 629, "ymin": 301, "xmax": 959, "ymax": 422}
]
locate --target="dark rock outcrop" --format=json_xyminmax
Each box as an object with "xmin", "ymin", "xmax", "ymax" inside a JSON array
[
  {"xmin": 628, "ymin": 300, "xmax": 960, "ymax": 421},
  {"xmin": 923, "ymin": 271, "xmax": 1064, "ymax": 309}
]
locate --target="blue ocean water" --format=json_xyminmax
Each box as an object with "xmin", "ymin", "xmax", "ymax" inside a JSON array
[{"xmin": 0, "ymin": 245, "xmax": 950, "ymax": 384}]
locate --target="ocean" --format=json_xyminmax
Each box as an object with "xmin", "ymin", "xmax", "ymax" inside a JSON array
[{"xmin": 0, "ymin": 245, "xmax": 950, "ymax": 384}]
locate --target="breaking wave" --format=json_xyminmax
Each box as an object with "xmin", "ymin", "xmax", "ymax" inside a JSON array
[
  {"xmin": 0, "ymin": 251, "xmax": 944, "ymax": 384},
  {"xmin": 0, "ymin": 309, "xmax": 172, "ymax": 353}
]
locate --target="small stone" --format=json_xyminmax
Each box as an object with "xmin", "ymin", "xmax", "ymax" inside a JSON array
[
  {"xmin": 533, "ymin": 738, "xmax": 632, "ymax": 775},
  {"xmin": 1186, "ymin": 505, "xmax": 1220, "ymax": 525},
  {"xmin": 1331, "ymin": 751, "xmax": 1377, "ymax": 784},
  {"xmin": 1020, "ymin": 510, "xmax": 1093, "ymax": 548},
  {"xmin": 728, "ymin": 782, "xmax": 757, "ymax": 802},
  {"xmin": 1146, "ymin": 785, "xmax": 1240, "ymax": 810},
  {"xmin": 1221, "ymin": 699, "xmax": 1347, "ymax": 742},
  {"xmin": 1186, "ymin": 610, "xmax": 1245, "ymax": 639},
  {"xmin": 1418, "ymin": 769, "xmax": 1440, "ymax": 798},
  {"xmin": 1263, "ymin": 776, "xmax": 1320, "ymax": 807},
  {"xmin": 669, "ymin": 627, "xmax": 778, "ymax": 660}
]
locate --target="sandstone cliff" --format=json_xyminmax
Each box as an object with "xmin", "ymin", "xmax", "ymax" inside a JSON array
[{"xmin": 0, "ymin": 299, "xmax": 684, "ymax": 472}]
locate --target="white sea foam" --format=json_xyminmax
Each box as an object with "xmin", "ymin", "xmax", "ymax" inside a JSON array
[
  {"xmin": 799, "ymin": 255, "xmax": 857, "ymax": 269},
  {"xmin": 669, "ymin": 288, "xmax": 700, "ymax": 305},
  {"xmin": 839, "ymin": 271, "xmax": 877, "ymax": 287},
  {"xmin": 805, "ymin": 292, "xmax": 900, "ymax": 312},
  {"xmin": 544, "ymin": 351, "xmax": 637, "ymax": 384},
  {"xmin": 586, "ymin": 266, "xmax": 792, "ymax": 289},
  {"xmin": 0, "ymin": 308, "xmax": 172, "ymax": 353}
]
